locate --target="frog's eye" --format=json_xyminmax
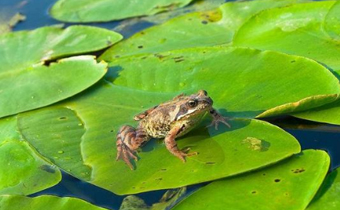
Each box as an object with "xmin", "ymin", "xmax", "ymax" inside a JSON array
[{"xmin": 188, "ymin": 100, "xmax": 198, "ymax": 108}]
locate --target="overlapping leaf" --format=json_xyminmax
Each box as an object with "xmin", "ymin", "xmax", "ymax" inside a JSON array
[
  {"xmin": 101, "ymin": 0, "xmax": 309, "ymax": 60},
  {"xmin": 231, "ymin": 1, "xmax": 340, "ymax": 125},
  {"xmin": 0, "ymin": 117, "xmax": 61, "ymax": 195},
  {"xmin": 50, "ymin": 0, "xmax": 193, "ymax": 23},
  {"xmin": 0, "ymin": 56, "xmax": 107, "ymax": 118},
  {"xmin": 173, "ymin": 150, "xmax": 330, "ymax": 210},
  {"xmin": 308, "ymin": 166, "xmax": 340, "ymax": 210},
  {"xmin": 108, "ymin": 46, "xmax": 340, "ymax": 118},
  {"xmin": 0, "ymin": 25, "xmax": 122, "ymax": 118}
]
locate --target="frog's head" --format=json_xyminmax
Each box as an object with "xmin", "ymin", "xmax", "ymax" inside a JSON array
[{"xmin": 175, "ymin": 90, "xmax": 213, "ymax": 120}]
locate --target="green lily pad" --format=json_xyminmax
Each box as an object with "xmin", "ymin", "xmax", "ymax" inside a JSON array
[
  {"xmin": 233, "ymin": 1, "xmax": 339, "ymax": 72},
  {"xmin": 224, "ymin": 1, "xmax": 340, "ymax": 125},
  {"xmin": 17, "ymin": 83, "xmax": 301, "ymax": 195},
  {"xmin": 108, "ymin": 46, "xmax": 340, "ymax": 118},
  {"xmin": 293, "ymin": 100, "xmax": 340, "ymax": 125},
  {"xmin": 0, "ymin": 117, "xmax": 61, "ymax": 195},
  {"xmin": 50, "ymin": 0, "xmax": 193, "ymax": 23},
  {"xmin": 0, "ymin": 56, "xmax": 107, "ymax": 118},
  {"xmin": 308, "ymin": 167, "xmax": 340, "ymax": 210},
  {"xmin": 172, "ymin": 150, "xmax": 330, "ymax": 210},
  {"xmin": 324, "ymin": 0, "xmax": 340, "ymax": 41},
  {"xmin": 101, "ymin": 0, "xmax": 308, "ymax": 60},
  {"xmin": 0, "ymin": 195, "xmax": 109, "ymax": 210},
  {"xmin": 0, "ymin": 25, "xmax": 122, "ymax": 118}
]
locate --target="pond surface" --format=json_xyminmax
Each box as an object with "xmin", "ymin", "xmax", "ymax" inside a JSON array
[{"xmin": 2, "ymin": 0, "xmax": 340, "ymax": 209}]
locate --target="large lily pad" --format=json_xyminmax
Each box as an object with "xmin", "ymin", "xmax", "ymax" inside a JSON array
[
  {"xmin": 17, "ymin": 82, "xmax": 301, "ymax": 195},
  {"xmin": 100, "ymin": 0, "xmax": 308, "ymax": 60},
  {"xmin": 107, "ymin": 46, "xmax": 340, "ymax": 118},
  {"xmin": 308, "ymin": 167, "xmax": 340, "ymax": 210},
  {"xmin": 233, "ymin": 1, "xmax": 339, "ymax": 73},
  {"xmin": 50, "ymin": 0, "xmax": 193, "ymax": 23},
  {"xmin": 0, "ymin": 25, "xmax": 122, "ymax": 118},
  {"xmin": 173, "ymin": 150, "xmax": 330, "ymax": 210},
  {"xmin": 0, "ymin": 56, "xmax": 107, "ymax": 118},
  {"xmin": 0, "ymin": 117, "xmax": 61, "ymax": 195},
  {"xmin": 228, "ymin": 1, "xmax": 340, "ymax": 125},
  {"xmin": 0, "ymin": 195, "xmax": 109, "ymax": 210}
]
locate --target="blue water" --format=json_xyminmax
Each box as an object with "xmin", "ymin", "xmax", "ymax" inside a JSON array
[{"xmin": 2, "ymin": 0, "xmax": 340, "ymax": 209}]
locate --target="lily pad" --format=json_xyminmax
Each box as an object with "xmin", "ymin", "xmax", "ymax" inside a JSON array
[
  {"xmin": 107, "ymin": 46, "xmax": 340, "ymax": 118},
  {"xmin": 172, "ymin": 150, "xmax": 330, "ymax": 210},
  {"xmin": 233, "ymin": 1, "xmax": 339, "ymax": 73},
  {"xmin": 0, "ymin": 56, "xmax": 107, "ymax": 118},
  {"xmin": 308, "ymin": 167, "xmax": 340, "ymax": 210},
  {"xmin": 324, "ymin": 0, "xmax": 340, "ymax": 41},
  {"xmin": 0, "ymin": 195, "xmax": 109, "ymax": 210},
  {"xmin": 17, "ymin": 83, "xmax": 300, "ymax": 195},
  {"xmin": 219, "ymin": 1, "xmax": 340, "ymax": 125},
  {"xmin": 0, "ymin": 25, "xmax": 122, "ymax": 118},
  {"xmin": 101, "ymin": 0, "xmax": 308, "ymax": 60},
  {"xmin": 50, "ymin": 0, "xmax": 193, "ymax": 23},
  {"xmin": 0, "ymin": 117, "xmax": 61, "ymax": 195}
]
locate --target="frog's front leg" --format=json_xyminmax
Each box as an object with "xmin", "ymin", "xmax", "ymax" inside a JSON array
[
  {"xmin": 209, "ymin": 108, "xmax": 231, "ymax": 130},
  {"xmin": 116, "ymin": 125, "xmax": 149, "ymax": 170},
  {"xmin": 164, "ymin": 125, "xmax": 197, "ymax": 162}
]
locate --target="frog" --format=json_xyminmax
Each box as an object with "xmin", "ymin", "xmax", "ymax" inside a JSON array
[{"xmin": 116, "ymin": 90, "xmax": 230, "ymax": 170}]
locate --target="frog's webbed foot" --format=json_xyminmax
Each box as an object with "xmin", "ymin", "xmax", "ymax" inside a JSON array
[
  {"xmin": 116, "ymin": 126, "xmax": 139, "ymax": 170},
  {"xmin": 208, "ymin": 109, "xmax": 231, "ymax": 130},
  {"xmin": 175, "ymin": 148, "xmax": 198, "ymax": 162}
]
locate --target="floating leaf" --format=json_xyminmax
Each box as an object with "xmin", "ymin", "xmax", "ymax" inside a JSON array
[
  {"xmin": 17, "ymin": 83, "xmax": 300, "ymax": 195},
  {"xmin": 0, "ymin": 195, "xmax": 109, "ymax": 210},
  {"xmin": 229, "ymin": 1, "xmax": 340, "ymax": 125},
  {"xmin": 0, "ymin": 56, "xmax": 107, "ymax": 118},
  {"xmin": 50, "ymin": 0, "xmax": 193, "ymax": 23},
  {"xmin": 324, "ymin": 0, "xmax": 340, "ymax": 41},
  {"xmin": 233, "ymin": 1, "xmax": 339, "ymax": 73},
  {"xmin": 0, "ymin": 25, "xmax": 122, "ymax": 118},
  {"xmin": 107, "ymin": 47, "xmax": 340, "ymax": 118},
  {"xmin": 101, "ymin": 0, "xmax": 308, "ymax": 60},
  {"xmin": 308, "ymin": 167, "xmax": 340, "ymax": 210},
  {"xmin": 0, "ymin": 117, "xmax": 61, "ymax": 195},
  {"xmin": 173, "ymin": 150, "xmax": 330, "ymax": 210},
  {"xmin": 230, "ymin": 0, "xmax": 340, "ymax": 125}
]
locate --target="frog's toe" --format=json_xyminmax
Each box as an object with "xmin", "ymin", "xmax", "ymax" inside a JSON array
[
  {"xmin": 116, "ymin": 137, "xmax": 137, "ymax": 170},
  {"xmin": 174, "ymin": 148, "xmax": 198, "ymax": 163}
]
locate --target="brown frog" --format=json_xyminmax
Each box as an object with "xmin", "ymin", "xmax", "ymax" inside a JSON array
[{"xmin": 116, "ymin": 90, "xmax": 230, "ymax": 170}]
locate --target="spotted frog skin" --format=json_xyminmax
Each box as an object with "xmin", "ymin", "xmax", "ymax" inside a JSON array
[{"xmin": 116, "ymin": 90, "xmax": 230, "ymax": 170}]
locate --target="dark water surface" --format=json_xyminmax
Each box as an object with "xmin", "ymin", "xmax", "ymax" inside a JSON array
[{"xmin": 2, "ymin": 0, "xmax": 340, "ymax": 209}]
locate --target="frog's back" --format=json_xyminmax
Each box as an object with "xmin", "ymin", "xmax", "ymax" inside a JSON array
[{"xmin": 139, "ymin": 104, "xmax": 176, "ymax": 138}]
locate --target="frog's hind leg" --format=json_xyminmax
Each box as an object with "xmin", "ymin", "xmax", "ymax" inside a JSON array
[{"xmin": 116, "ymin": 125, "xmax": 149, "ymax": 170}]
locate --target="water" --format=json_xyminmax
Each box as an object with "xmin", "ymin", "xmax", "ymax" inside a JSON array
[{"xmin": 2, "ymin": 0, "xmax": 340, "ymax": 209}]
